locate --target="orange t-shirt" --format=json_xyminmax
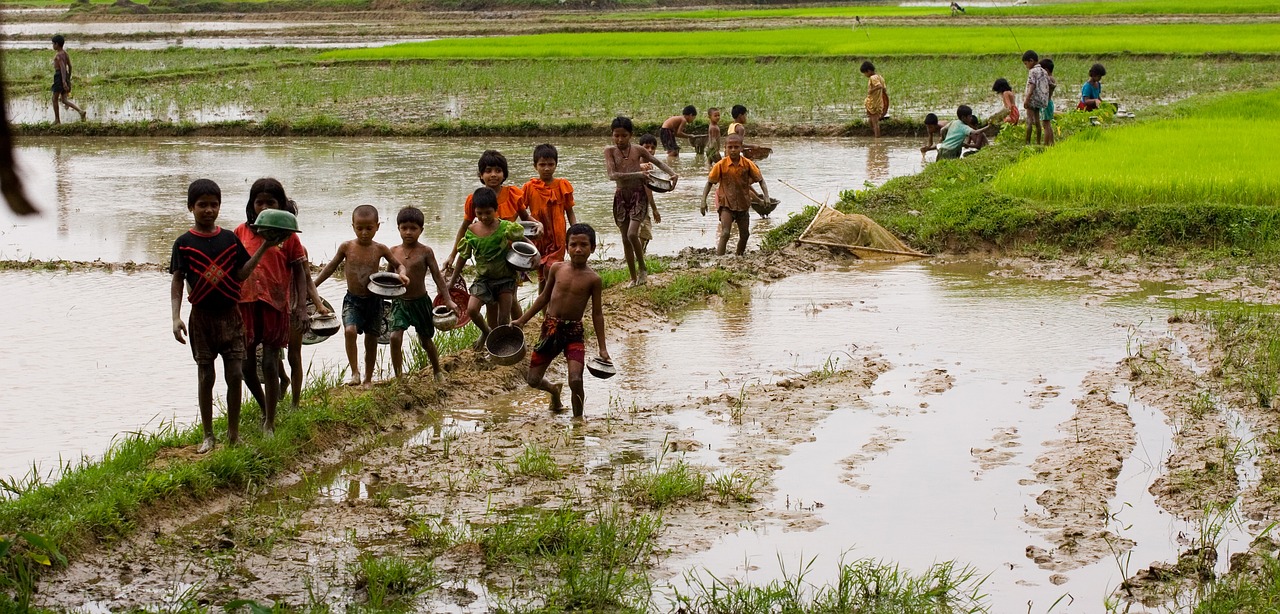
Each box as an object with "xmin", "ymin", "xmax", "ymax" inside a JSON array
[
  {"xmin": 522, "ymin": 177, "xmax": 575, "ymax": 263},
  {"xmin": 708, "ymin": 155, "xmax": 763, "ymax": 212},
  {"xmin": 234, "ymin": 223, "xmax": 306, "ymax": 312},
  {"xmin": 464, "ymin": 184, "xmax": 526, "ymax": 223}
]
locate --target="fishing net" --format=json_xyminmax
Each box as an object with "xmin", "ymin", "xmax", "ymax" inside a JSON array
[{"xmin": 798, "ymin": 206, "xmax": 925, "ymax": 259}]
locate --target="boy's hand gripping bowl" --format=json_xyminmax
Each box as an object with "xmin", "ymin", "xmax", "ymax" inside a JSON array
[
  {"xmin": 301, "ymin": 298, "xmax": 338, "ymax": 345},
  {"xmin": 485, "ymin": 325, "xmax": 526, "ymax": 366},
  {"xmin": 645, "ymin": 170, "xmax": 676, "ymax": 193},
  {"xmin": 367, "ymin": 271, "xmax": 407, "ymax": 298},
  {"xmin": 505, "ymin": 241, "xmax": 541, "ymax": 272},
  {"xmin": 432, "ymin": 305, "xmax": 459, "ymax": 331},
  {"xmin": 586, "ymin": 357, "xmax": 617, "ymax": 379}
]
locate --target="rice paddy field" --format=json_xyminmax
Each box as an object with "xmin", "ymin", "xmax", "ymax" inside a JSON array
[{"xmin": 598, "ymin": 0, "xmax": 1280, "ymax": 20}]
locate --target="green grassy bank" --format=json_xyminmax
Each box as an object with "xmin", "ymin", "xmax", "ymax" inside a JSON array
[{"xmin": 603, "ymin": 0, "xmax": 1280, "ymax": 21}]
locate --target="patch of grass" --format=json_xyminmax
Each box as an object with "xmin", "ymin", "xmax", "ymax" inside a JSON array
[
  {"xmin": 406, "ymin": 515, "xmax": 470, "ymax": 550},
  {"xmin": 598, "ymin": 258, "xmax": 670, "ymax": 290},
  {"xmin": 642, "ymin": 268, "xmax": 742, "ymax": 312},
  {"xmin": 761, "ymin": 205, "xmax": 818, "ymax": 252},
  {"xmin": 620, "ymin": 456, "xmax": 707, "ymax": 508},
  {"xmin": 514, "ymin": 444, "xmax": 563, "ymax": 480},
  {"xmin": 606, "ymin": 0, "xmax": 1280, "ymax": 20},
  {"xmin": 709, "ymin": 470, "xmax": 758, "ymax": 504},
  {"xmin": 350, "ymin": 553, "xmax": 435, "ymax": 609},
  {"xmin": 1197, "ymin": 304, "xmax": 1280, "ymax": 409},
  {"xmin": 1194, "ymin": 552, "xmax": 1280, "ymax": 613}
]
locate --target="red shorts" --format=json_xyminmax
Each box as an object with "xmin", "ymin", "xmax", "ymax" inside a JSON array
[
  {"xmin": 239, "ymin": 300, "xmax": 289, "ymax": 349},
  {"xmin": 529, "ymin": 316, "xmax": 585, "ymax": 368}
]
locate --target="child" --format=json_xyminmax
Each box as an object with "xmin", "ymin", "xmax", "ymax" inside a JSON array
[
  {"xmin": 449, "ymin": 187, "xmax": 525, "ymax": 350},
  {"xmin": 171, "ymin": 179, "xmax": 279, "ymax": 453},
  {"xmin": 277, "ymin": 195, "xmax": 330, "ymax": 409},
  {"xmin": 604, "ymin": 116, "xmax": 678, "ymax": 287},
  {"xmin": 50, "ymin": 35, "xmax": 86, "ymax": 124},
  {"xmin": 920, "ymin": 113, "xmax": 941, "ymax": 155},
  {"xmin": 513, "ymin": 223, "xmax": 610, "ymax": 419},
  {"xmin": 314, "ymin": 205, "xmax": 409, "ymax": 387},
  {"xmin": 659, "ymin": 105, "xmax": 701, "ymax": 156},
  {"xmin": 389, "ymin": 206, "xmax": 457, "ymax": 381},
  {"xmin": 991, "ymin": 78, "xmax": 1020, "ymax": 125},
  {"xmin": 1022, "ymin": 50, "xmax": 1050, "ymax": 145},
  {"xmin": 1079, "ymin": 63, "xmax": 1106, "ymax": 111},
  {"xmin": 701, "ymin": 134, "xmax": 769, "ymax": 256},
  {"xmin": 636, "ymin": 134, "xmax": 664, "ymax": 260},
  {"xmin": 1038, "ymin": 58, "xmax": 1057, "ymax": 146},
  {"xmin": 727, "ymin": 104, "xmax": 748, "ymax": 142},
  {"xmin": 861, "ymin": 61, "xmax": 888, "ymax": 138},
  {"xmin": 444, "ymin": 150, "xmax": 540, "ymax": 267},
  {"xmin": 235, "ymin": 178, "xmax": 315, "ymax": 434},
  {"xmin": 935, "ymin": 105, "xmax": 977, "ymax": 160},
  {"xmin": 962, "ymin": 113, "xmax": 991, "ymax": 153},
  {"xmin": 522, "ymin": 144, "xmax": 577, "ymax": 292},
  {"xmin": 705, "ymin": 107, "xmax": 723, "ymax": 164}
]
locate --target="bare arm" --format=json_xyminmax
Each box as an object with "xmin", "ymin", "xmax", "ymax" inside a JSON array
[
  {"xmin": 313, "ymin": 244, "xmax": 346, "ymax": 287},
  {"xmin": 591, "ymin": 276, "xmax": 609, "ymax": 360},
  {"xmin": 448, "ymin": 250, "xmax": 468, "ymax": 288},
  {"xmin": 171, "ymin": 271, "xmax": 187, "ymax": 344},
  {"xmin": 567, "ymin": 208, "xmax": 578, "ymax": 226},
  {"xmin": 445, "ymin": 218, "xmax": 469, "ymax": 267},
  {"xmin": 638, "ymin": 147, "xmax": 679, "ymax": 180},
  {"xmin": 381, "ymin": 245, "xmax": 410, "ymax": 285},
  {"xmin": 234, "ymin": 239, "xmax": 276, "ymax": 282},
  {"xmin": 757, "ymin": 178, "xmax": 770, "ymax": 203},
  {"xmin": 514, "ymin": 265, "xmax": 556, "ymax": 328},
  {"xmin": 700, "ymin": 180, "xmax": 715, "ymax": 215},
  {"xmin": 425, "ymin": 249, "xmax": 458, "ymax": 314},
  {"xmin": 289, "ymin": 260, "xmax": 312, "ymax": 329}
]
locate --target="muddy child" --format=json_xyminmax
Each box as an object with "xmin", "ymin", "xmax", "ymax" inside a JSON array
[
  {"xmin": 702, "ymin": 134, "xmax": 769, "ymax": 256},
  {"xmin": 522, "ymin": 143, "xmax": 577, "ymax": 293},
  {"xmin": 636, "ymin": 134, "xmax": 664, "ymax": 262},
  {"xmin": 389, "ymin": 206, "xmax": 457, "ymax": 381},
  {"xmin": 314, "ymin": 205, "xmax": 409, "ymax": 387},
  {"xmin": 1022, "ymin": 50, "xmax": 1051, "ymax": 145},
  {"xmin": 605, "ymin": 115, "xmax": 678, "ymax": 287},
  {"xmin": 514, "ymin": 223, "xmax": 610, "ymax": 418},
  {"xmin": 50, "ymin": 34, "xmax": 85, "ymax": 124},
  {"xmin": 659, "ymin": 105, "xmax": 702, "ymax": 156},
  {"xmin": 171, "ymin": 179, "xmax": 278, "ymax": 453},
  {"xmin": 235, "ymin": 178, "xmax": 315, "ymax": 434},
  {"xmin": 449, "ymin": 187, "xmax": 524, "ymax": 351},
  {"xmin": 705, "ymin": 107, "xmax": 723, "ymax": 164}
]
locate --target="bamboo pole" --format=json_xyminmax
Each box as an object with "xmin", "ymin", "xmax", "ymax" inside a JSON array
[{"xmin": 797, "ymin": 236, "xmax": 932, "ymax": 258}]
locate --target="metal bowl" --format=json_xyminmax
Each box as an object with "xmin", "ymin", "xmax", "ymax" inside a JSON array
[
  {"xmin": 742, "ymin": 146, "xmax": 772, "ymax": 161},
  {"xmin": 485, "ymin": 325, "xmax": 526, "ymax": 366},
  {"xmin": 310, "ymin": 313, "xmax": 341, "ymax": 337},
  {"xmin": 586, "ymin": 357, "xmax": 617, "ymax": 379},
  {"xmin": 645, "ymin": 172, "xmax": 676, "ymax": 193},
  {"xmin": 301, "ymin": 298, "xmax": 337, "ymax": 345},
  {"xmin": 432, "ymin": 305, "xmax": 458, "ymax": 332},
  {"xmin": 368, "ymin": 271, "xmax": 404, "ymax": 287},
  {"xmin": 519, "ymin": 220, "xmax": 541, "ymax": 238},
  {"xmin": 505, "ymin": 241, "xmax": 541, "ymax": 272}
]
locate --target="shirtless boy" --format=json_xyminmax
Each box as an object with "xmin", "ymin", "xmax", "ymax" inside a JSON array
[
  {"xmin": 314, "ymin": 205, "xmax": 409, "ymax": 386},
  {"xmin": 389, "ymin": 206, "xmax": 457, "ymax": 381},
  {"xmin": 170, "ymin": 179, "xmax": 278, "ymax": 453},
  {"xmin": 659, "ymin": 105, "xmax": 702, "ymax": 156},
  {"xmin": 636, "ymin": 134, "xmax": 663, "ymax": 263},
  {"xmin": 604, "ymin": 115, "xmax": 678, "ymax": 287},
  {"xmin": 705, "ymin": 107, "xmax": 723, "ymax": 164},
  {"xmin": 514, "ymin": 223, "xmax": 610, "ymax": 418},
  {"xmin": 50, "ymin": 34, "xmax": 85, "ymax": 124}
]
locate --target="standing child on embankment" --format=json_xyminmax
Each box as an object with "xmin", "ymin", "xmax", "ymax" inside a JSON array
[
  {"xmin": 861, "ymin": 61, "xmax": 888, "ymax": 138},
  {"xmin": 605, "ymin": 116, "xmax": 678, "ymax": 287},
  {"xmin": 514, "ymin": 223, "xmax": 610, "ymax": 419},
  {"xmin": 314, "ymin": 205, "xmax": 409, "ymax": 387},
  {"xmin": 1038, "ymin": 57, "xmax": 1057, "ymax": 147},
  {"xmin": 1022, "ymin": 50, "xmax": 1051, "ymax": 145},
  {"xmin": 522, "ymin": 143, "xmax": 577, "ymax": 293},
  {"xmin": 50, "ymin": 34, "xmax": 85, "ymax": 124},
  {"xmin": 388, "ymin": 206, "xmax": 457, "ymax": 382},
  {"xmin": 701, "ymin": 133, "xmax": 769, "ymax": 256},
  {"xmin": 450, "ymin": 187, "xmax": 524, "ymax": 351},
  {"xmin": 171, "ymin": 179, "xmax": 278, "ymax": 454}
]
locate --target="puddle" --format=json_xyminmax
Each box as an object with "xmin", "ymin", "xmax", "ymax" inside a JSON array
[{"xmin": 0, "ymin": 136, "xmax": 924, "ymax": 264}]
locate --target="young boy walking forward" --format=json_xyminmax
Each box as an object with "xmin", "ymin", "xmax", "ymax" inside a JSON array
[
  {"xmin": 450, "ymin": 187, "xmax": 525, "ymax": 350},
  {"xmin": 514, "ymin": 223, "xmax": 610, "ymax": 418},
  {"xmin": 389, "ymin": 206, "xmax": 457, "ymax": 382},
  {"xmin": 605, "ymin": 115, "xmax": 678, "ymax": 287},
  {"xmin": 701, "ymin": 134, "xmax": 769, "ymax": 256},
  {"xmin": 314, "ymin": 205, "xmax": 409, "ymax": 387},
  {"xmin": 522, "ymin": 143, "xmax": 577, "ymax": 292},
  {"xmin": 171, "ymin": 179, "xmax": 277, "ymax": 453}
]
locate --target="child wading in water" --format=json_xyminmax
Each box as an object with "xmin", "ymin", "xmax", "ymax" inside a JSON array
[
  {"xmin": 705, "ymin": 107, "xmax": 723, "ymax": 164},
  {"xmin": 636, "ymin": 134, "xmax": 664, "ymax": 263},
  {"xmin": 659, "ymin": 105, "xmax": 702, "ymax": 156},
  {"xmin": 50, "ymin": 34, "xmax": 85, "ymax": 124},
  {"xmin": 389, "ymin": 206, "xmax": 457, "ymax": 381},
  {"xmin": 514, "ymin": 223, "xmax": 610, "ymax": 418},
  {"xmin": 861, "ymin": 61, "xmax": 888, "ymax": 138},
  {"xmin": 171, "ymin": 179, "xmax": 278, "ymax": 453},
  {"xmin": 701, "ymin": 134, "xmax": 769, "ymax": 256},
  {"xmin": 450, "ymin": 187, "xmax": 525, "ymax": 350},
  {"xmin": 604, "ymin": 115, "xmax": 678, "ymax": 287},
  {"xmin": 314, "ymin": 205, "xmax": 409, "ymax": 387}
]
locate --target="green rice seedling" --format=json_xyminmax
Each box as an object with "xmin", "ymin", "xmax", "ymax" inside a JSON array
[
  {"xmin": 600, "ymin": 0, "xmax": 1280, "ymax": 21},
  {"xmin": 405, "ymin": 514, "xmax": 470, "ymax": 550},
  {"xmin": 350, "ymin": 553, "xmax": 435, "ymax": 609},
  {"xmin": 514, "ymin": 444, "xmax": 563, "ymax": 480},
  {"xmin": 620, "ymin": 452, "xmax": 707, "ymax": 508},
  {"xmin": 709, "ymin": 470, "xmax": 758, "ymax": 504},
  {"xmin": 644, "ymin": 269, "xmax": 741, "ymax": 313}
]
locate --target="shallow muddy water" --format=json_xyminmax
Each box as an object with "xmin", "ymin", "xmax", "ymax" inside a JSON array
[
  {"xmin": 0, "ymin": 136, "xmax": 924, "ymax": 264},
  {"xmin": 0, "ymin": 36, "xmax": 432, "ymax": 50}
]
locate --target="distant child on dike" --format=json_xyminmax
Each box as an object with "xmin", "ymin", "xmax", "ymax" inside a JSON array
[
  {"xmin": 389, "ymin": 206, "xmax": 457, "ymax": 381},
  {"xmin": 605, "ymin": 115, "xmax": 678, "ymax": 287},
  {"xmin": 1022, "ymin": 49, "xmax": 1050, "ymax": 145},
  {"xmin": 920, "ymin": 113, "xmax": 941, "ymax": 155},
  {"xmin": 1079, "ymin": 63, "xmax": 1106, "ymax": 111},
  {"xmin": 705, "ymin": 107, "xmax": 724, "ymax": 164},
  {"xmin": 659, "ymin": 105, "xmax": 702, "ymax": 156},
  {"xmin": 991, "ymin": 78, "xmax": 1020, "ymax": 125},
  {"xmin": 171, "ymin": 179, "xmax": 277, "ymax": 454},
  {"xmin": 636, "ymin": 134, "xmax": 664, "ymax": 261},
  {"xmin": 514, "ymin": 223, "xmax": 610, "ymax": 418},
  {"xmin": 50, "ymin": 34, "xmax": 85, "ymax": 124},
  {"xmin": 449, "ymin": 187, "xmax": 525, "ymax": 350},
  {"xmin": 860, "ymin": 60, "xmax": 888, "ymax": 138},
  {"xmin": 1038, "ymin": 57, "xmax": 1057, "ymax": 146},
  {"xmin": 701, "ymin": 133, "xmax": 769, "ymax": 256},
  {"xmin": 314, "ymin": 205, "xmax": 409, "ymax": 387},
  {"xmin": 522, "ymin": 143, "xmax": 577, "ymax": 292}
]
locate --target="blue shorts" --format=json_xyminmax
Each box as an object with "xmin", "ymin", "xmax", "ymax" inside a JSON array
[
  {"xmin": 1040, "ymin": 100, "xmax": 1055, "ymax": 122},
  {"xmin": 342, "ymin": 292, "xmax": 384, "ymax": 336}
]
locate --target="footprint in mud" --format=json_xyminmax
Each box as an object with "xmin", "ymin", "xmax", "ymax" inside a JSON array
[
  {"xmin": 1026, "ymin": 375, "xmax": 1063, "ymax": 410},
  {"xmin": 839, "ymin": 427, "xmax": 904, "ymax": 490},
  {"xmin": 970, "ymin": 426, "xmax": 1022, "ymax": 476},
  {"xmin": 911, "ymin": 368, "xmax": 955, "ymax": 395}
]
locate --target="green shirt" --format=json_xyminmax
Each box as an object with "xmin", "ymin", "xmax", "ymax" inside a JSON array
[{"xmin": 460, "ymin": 219, "xmax": 523, "ymax": 280}]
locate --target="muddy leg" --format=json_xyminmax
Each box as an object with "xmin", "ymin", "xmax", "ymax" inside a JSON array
[
  {"xmin": 497, "ymin": 291, "xmax": 514, "ymax": 327},
  {"xmin": 261, "ymin": 346, "xmax": 281, "ymax": 434},
  {"xmin": 1042, "ymin": 119, "xmax": 1055, "ymax": 146},
  {"xmin": 391, "ymin": 329, "xmax": 406, "ymax": 379},
  {"xmin": 224, "ymin": 356, "xmax": 244, "ymax": 445},
  {"xmin": 527, "ymin": 360, "xmax": 563, "ymax": 413},
  {"xmin": 60, "ymin": 93, "xmax": 84, "ymax": 120},
  {"xmin": 868, "ymin": 113, "xmax": 881, "ymax": 138},
  {"xmin": 424, "ymin": 334, "xmax": 442, "ymax": 382},
  {"xmin": 716, "ymin": 208, "xmax": 734, "ymax": 256},
  {"xmin": 567, "ymin": 359, "xmax": 585, "ymax": 418},
  {"xmin": 362, "ymin": 332, "xmax": 378, "ymax": 386},
  {"xmin": 616, "ymin": 222, "xmax": 637, "ymax": 283},
  {"xmin": 735, "ymin": 213, "xmax": 750, "ymax": 256},
  {"xmin": 243, "ymin": 345, "xmax": 267, "ymax": 410},
  {"xmin": 469, "ymin": 296, "xmax": 490, "ymax": 351},
  {"xmin": 343, "ymin": 325, "xmax": 361, "ymax": 385},
  {"xmin": 1024, "ymin": 108, "xmax": 1035, "ymax": 144},
  {"xmin": 628, "ymin": 220, "xmax": 647, "ymax": 285},
  {"xmin": 197, "ymin": 362, "xmax": 216, "ymax": 453},
  {"xmin": 52, "ymin": 92, "xmax": 60, "ymax": 124}
]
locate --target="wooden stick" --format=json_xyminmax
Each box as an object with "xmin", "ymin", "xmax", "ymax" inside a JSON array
[
  {"xmin": 797, "ymin": 236, "xmax": 932, "ymax": 258},
  {"xmin": 779, "ymin": 179, "xmax": 829, "ymax": 208}
]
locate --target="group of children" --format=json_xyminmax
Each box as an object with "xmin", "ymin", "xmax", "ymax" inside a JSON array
[{"xmin": 919, "ymin": 52, "xmax": 1110, "ymax": 158}]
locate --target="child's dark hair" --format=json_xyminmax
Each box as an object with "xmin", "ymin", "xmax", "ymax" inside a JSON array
[
  {"xmin": 1038, "ymin": 58, "xmax": 1054, "ymax": 74},
  {"xmin": 957, "ymin": 105, "xmax": 973, "ymax": 120},
  {"xmin": 860, "ymin": 60, "xmax": 875, "ymax": 73},
  {"xmin": 992, "ymin": 78, "xmax": 1012, "ymax": 93},
  {"xmin": 924, "ymin": 113, "xmax": 939, "ymax": 125},
  {"xmin": 187, "ymin": 178, "xmax": 220, "ymax": 207},
  {"xmin": 1022, "ymin": 50, "xmax": 1039, "ymax": 62},
  {"xmin": 682, "ymin": 105, "xmax": 697, "ymax": 116},
  {"xmin": 567, "ymin": 223, "xmax": 596, "ymax": 249},
  {"xmin": 611, "ymin": 116, "xmax": 634, "ymax": 134},
  {"xmin": 731, "ymin": 104, "xmax": 747, "ymax": 120},
  {"xmin": 471, "ymin": 187, "xmax": 498, "ymax": 212},
  {"xmin": 283, "ymin": 199, "xmax": 299, "ymax": 215},
  {"xmin": 533, "ymin": 143, "xmax": 558, "ymax": 164},
  {"xmin": 638, "ymin": 133, "xmax": 658, "ymax": 147},
  {"xmin": 51, "ymin": 34, "xmax": 65, "ymax": 47},
  {"xmin": 708, "ymin": 106, "xmax": 720, "ymax": 115},
  {"xmin": 397, "ymin": 206, "xmax": 425, "ymax": 227},
  {"xmin": 245, "ymin": 177, "xmax": 287, "ymax": 224},
  {"xmin": 478, "ymin": 150, "xmax": 509, "ymax": 180},
  {"xmin": 1089, "ymin": 63, "xmax": 1107, "ymax": 78},
  {"xmin": 352, "ymin": 204, "xmax": 378, "ymax": 221}
]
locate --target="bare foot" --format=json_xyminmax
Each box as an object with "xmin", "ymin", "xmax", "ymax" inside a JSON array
[
  {"xmin": 549, "ymin": 383, "xmax": 564, "ymax": 413},
  {"xmin": 197, "ymin": 437, "xmax": 215, "ymax": 454},
  {"xmin": 636, "ymin": 273, "xmax": 649, "ymax": 286},
  {"xmin": 434, "ymin": 371, "xmax": 444, "ymax": 384},
  {"xmin": 345, "ymin": 374, "xmax": 361, "ymax": 386},
  {"xmin": 78, "ymin": 109, "xmax": 86, "ymax": 121}
]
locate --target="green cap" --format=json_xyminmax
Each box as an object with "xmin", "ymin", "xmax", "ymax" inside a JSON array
[{"xmin": 251, "ymin": 209, "xmax": 300, "ymax": 233}]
